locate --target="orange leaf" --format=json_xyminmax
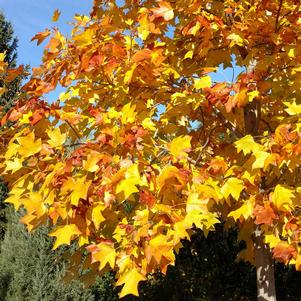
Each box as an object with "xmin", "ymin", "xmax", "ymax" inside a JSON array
[
  {"xmin": 253, "ymin": 203, "xmax": 277, "ymax": 225},
  {"xmin": 139, "ymin": 190, "xmax": 156, "ymax": 208},
  {"xmin": 151, "ymin": 1, "xmax": 174, "ymax": 21},
  {"xmin": 52, "ymin": 9, "xmax": 61, "ymax": 22},
  {"xmin": 31, "ymin": 29, "xmax": 51, "ymax": 45},
  {"xmin": 273, "ymin": 242, "xmax": 297, "ymax": 264}
]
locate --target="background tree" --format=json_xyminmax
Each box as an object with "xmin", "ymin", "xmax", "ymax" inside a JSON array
[
  {"xmin": 0, "ymin": 208, "xmax": 94, "ymax": 301},
  {"xmin": 1, "ymin": 1, "xmax": 301, "ymax": 300},
  {"xmin": 0, "ymin": 11, "xmax": 23, "ymax": 240},
  {"xmin": 0, "ymin": 11, "xmax": 22, "ymax": 112}
]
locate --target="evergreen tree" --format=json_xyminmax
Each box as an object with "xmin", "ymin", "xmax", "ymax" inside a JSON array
[
  {"xmin": 0, "ymin": 209, "xmax": 95, "ymax": 301},
  {"xmin": 0, "ymin": 11, "xmax": 21, "ymax": 112},
  {"xmin": 0, "ymin": 11, "xmax": 22, "ymax": 240},
  {"xmin": 0, "ymin": 176, "xmax": 7, "ymax": 240}
]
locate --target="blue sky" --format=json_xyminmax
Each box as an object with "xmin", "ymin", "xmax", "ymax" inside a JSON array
[
  {"xmin": 0, "ymin": 1, "xmax": 241, "ymax": 102},
  {"xmin": 0, "ymin": 0, "xmax": 92, "ymax": 67},
  {"xmin": 0, "ymin": 0, "xmax": 93, "ymax": 101}
]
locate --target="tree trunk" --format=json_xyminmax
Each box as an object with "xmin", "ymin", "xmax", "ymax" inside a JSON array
[
  {"xmin": 254, "ymin": 226, "xmax": 277, "ymax": 301},
  {"xmin": 243, "ymin": 72, "xmax": 277, "ymax": 300}
]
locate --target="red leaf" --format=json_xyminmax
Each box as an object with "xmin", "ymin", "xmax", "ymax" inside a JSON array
[{"xmin": 139, "ymin": 190, "xmax": 156, "ymax": 208}]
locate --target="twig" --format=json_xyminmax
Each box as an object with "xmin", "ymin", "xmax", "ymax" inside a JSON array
[
  {"xmin": 275, "ymin": 0, "xmax": 284, "ymax": 33},
  {"xmin": 212, "ymin": 106, "xmax": 244, "ymax": 138},
  {"xmin": 65, "ymin": 120, "xmax": 81, "ymax": 140}
]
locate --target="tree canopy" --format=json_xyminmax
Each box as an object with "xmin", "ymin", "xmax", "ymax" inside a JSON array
[{"xmin": 1, "ymin": 0, "xmax": 301, "ymax": 299}]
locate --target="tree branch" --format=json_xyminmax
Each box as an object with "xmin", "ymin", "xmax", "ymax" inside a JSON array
[
  {"xmin": 212, "ymin": 106, "xmax": 244, "ymax": 138},
  {"xmin": 275, "ymin": 0, "xmax": 284, "ymax": 33}
]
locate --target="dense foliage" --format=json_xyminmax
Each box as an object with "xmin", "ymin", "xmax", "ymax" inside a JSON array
[{"xmin": 1, "ymin": 1, "xmax": 301, "ymax": 299}]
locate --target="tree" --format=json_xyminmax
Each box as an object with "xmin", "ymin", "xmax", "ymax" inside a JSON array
[
  {"xmin": 0, "ymin": 13, "xmax": 119, "ymax": 301},
  {"xmin": 1, "ymin": 1, "xmax": 301, "ymax": 300},
  {"xmin": 0, "ymin": 11, "xmax": 24, "ymax": 240},
  {"xmin": 0, "ymin": 12, "xmax": 23, "ymax": 112},
  {"xmin": 0, "ymin": 208, "xmax": 96, "ymax": 301}
]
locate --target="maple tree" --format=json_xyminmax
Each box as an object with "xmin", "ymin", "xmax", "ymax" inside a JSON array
[{"xmin": 1, "ymin": 0, "xmax": 301, "ymax": 300}]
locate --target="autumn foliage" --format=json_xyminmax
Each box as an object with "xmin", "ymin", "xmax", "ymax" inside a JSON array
[{"xmin": 1, "ymin": 0, "xmax": 301, "ymax": 298}]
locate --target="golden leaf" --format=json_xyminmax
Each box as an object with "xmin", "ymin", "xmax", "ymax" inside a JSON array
[
  {"xmin": 235, "ymin": 135, "xmax": 261, "ymax": 155},
  {"xmin": 194, "ymin": 76, "xmax": 212, "ymax": 89},
  {"xmin": 52, "ymin": 9, "xmax": 61, "ymax": 22},
  {"xmin": 271, "ymin": 185, "xmax": 294, "ymax": 210},
  {"xmin": 116, "ymin": 268, "xmax": 146, "ymax": 298},
  {"xmin": 252, "ymin": 151, "xmax": 270, "ymax": 170},
  {"xmin": 168, "ymin": 135, "xmax": 191, "ymax": 162},
  {"xmin": 221, "ymin": 178, "xmax": 244, "ymax": 201},
  {"xmin": 17, "ymin": 132, "xmax": 42, "ymax": 158},
  {"xmin": 91, "ymin": 242, "xmax": 116, "ymax": 271},
  {"xmin": 47, "ymin": 127, "xmax": 67, "ymax": 148},
  {"xmin": 49, "ymin": 224, "xmax": 81, "ymax": 249}
]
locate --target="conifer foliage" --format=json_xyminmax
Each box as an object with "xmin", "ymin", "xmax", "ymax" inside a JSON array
[{"xmin": 0, "ymin": 12, "xmax": 22, "ymax": 111}]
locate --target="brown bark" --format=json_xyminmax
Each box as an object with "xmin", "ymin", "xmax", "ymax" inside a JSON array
[
  {"xmin": 243, "ymin": 74, "xmax": 277, "ymax": 300},
  {"xmin": 253, "ymin": 226, "xmax": 277, "ymax": 301}
]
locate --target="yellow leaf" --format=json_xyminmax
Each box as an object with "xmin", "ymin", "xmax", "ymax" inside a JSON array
[
  {"xmin": 22, "ymin": 192, "xmax": 47, "ymax": 218},
  {"xmin": 125, "ymin": 18, "xmax": 134, "ymax": 26},
  {"xmin": 92, "ymin": 242, "xmax": 116, "ymax": 271},
  {"xmin": 271, "ymin": 185, "xmax": 294, "ymax": 210},
  {"xmin": 5, "ymin": 187, "xmax": 25, "ymax": 210},
  {"xmin": 4, "ymin": 157, "xmax": 23, "ymax": 173},
  {"xmin": 0, "ymin": 52, "xmax": 7, "ymax": 72},
  {"xmin": 194, "ymin": 76, "xmax": 211, "ymax": 89},
  {"xmin": 91, "ymin": 204, "xmax": 105, "ymax": 230},
  {"xmin": 78, "ymin": 235, "xmax": 89, "ymax": 247},
  {"xmin": 0, "ymin": 87, "xmax": 6, "ymax": 96},
  {"xmin": 17, "ymin": 132, "xmax": 42, "ymax": 158},
  {"xmin": 284, "ymin": 101, "xmax": 301, "ymax": 115},
  {"xmin": 19, "ymin": 112, "xmax": 33, "ymax": 125},
  {"xmin": 221, "ymin": 178, "xmax": 244, "ymax": 201},
  {"xmin": 186, "ymin": 192, "xmax": 210, "ymax": 213},
  {"xmin": 116, "ymin": 268, "xmax": 146, "ymax": 298},
  {"xmin": 227, "ymin": 33, "xmax": 244, "ymax": 47},
  {"xmin": 142, "ymin": 118, "xmax": 156, "ymax": 131},
  {"xmin": 52, "ymin": 9, "xmax": 61, "ymax": 22},
  {"xmin": 247, "ymin": 90, "xmax": 259, "ymax": 102},
  {"xmin": 157, "ymin": 166, "xmax": 186, "ymax": 191},
  {"xmin": 0, "ymin": 52, "xmax": 6, "ymax": 62},
  {"xmin": 172, "ymin": 220, "xmax": 190, "ymax": 243},
  {"xmin": 235, "ymin": 135, "xmax": 261, "ymax": 155},
  {"xmin": 241, "ymin": 170, "xmax": 257, "ymax": 185},
  {"xmin": 73, "ymin": 28, "xmax": 94, "ymax": 46},
  {"xmin": 147, "ymin": 234, "xmax": 175, "ymax": 264},
  {"xmin": 228, "ymin": 198, "xmax": 254, "ymax": 221},
  {"xmin": 264, "ymin": 232, "xmax": 281, "ymax": 248},
  {"xmin": 83, "ymin": 152, "xmax": 103, "ymax": 172},
  {"xmin": 116, "ymin": 178, "xmax": 140, "ymax": 199},
  {"xmin": 124, "ymin": 63, "xmax": 137, "ymax": 84},
  {"xmin": 184, "ymin": 211, "xmax": 219, "ymax": 236},
  {"xmin": 288, "ymin": 48, "xmax": 295, "ymax": 58},
  {"xmin": 252, "ymin": 151, "xmax": 269, "ymax": 169},
  {"xmin": 49, "ymin": 224, "xmax": 81, "ymax": 249},
  {"xmin": 168, "ymin": 135, "xmax": 191, "ymax": 162},
  {"xmin": 47, "ymin": 127, "xmax": 67, "ymax": 148},
  {"xmin": 184, "ymin": 50, "xmax": 193, "ymax": 60},
  {"xmin": 121, "ymin": 102, "xmax": 136, "ymax": 124},
  {"xmin": 61, "ymin": 177, "xmax": 91, "ymax": 206}
]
